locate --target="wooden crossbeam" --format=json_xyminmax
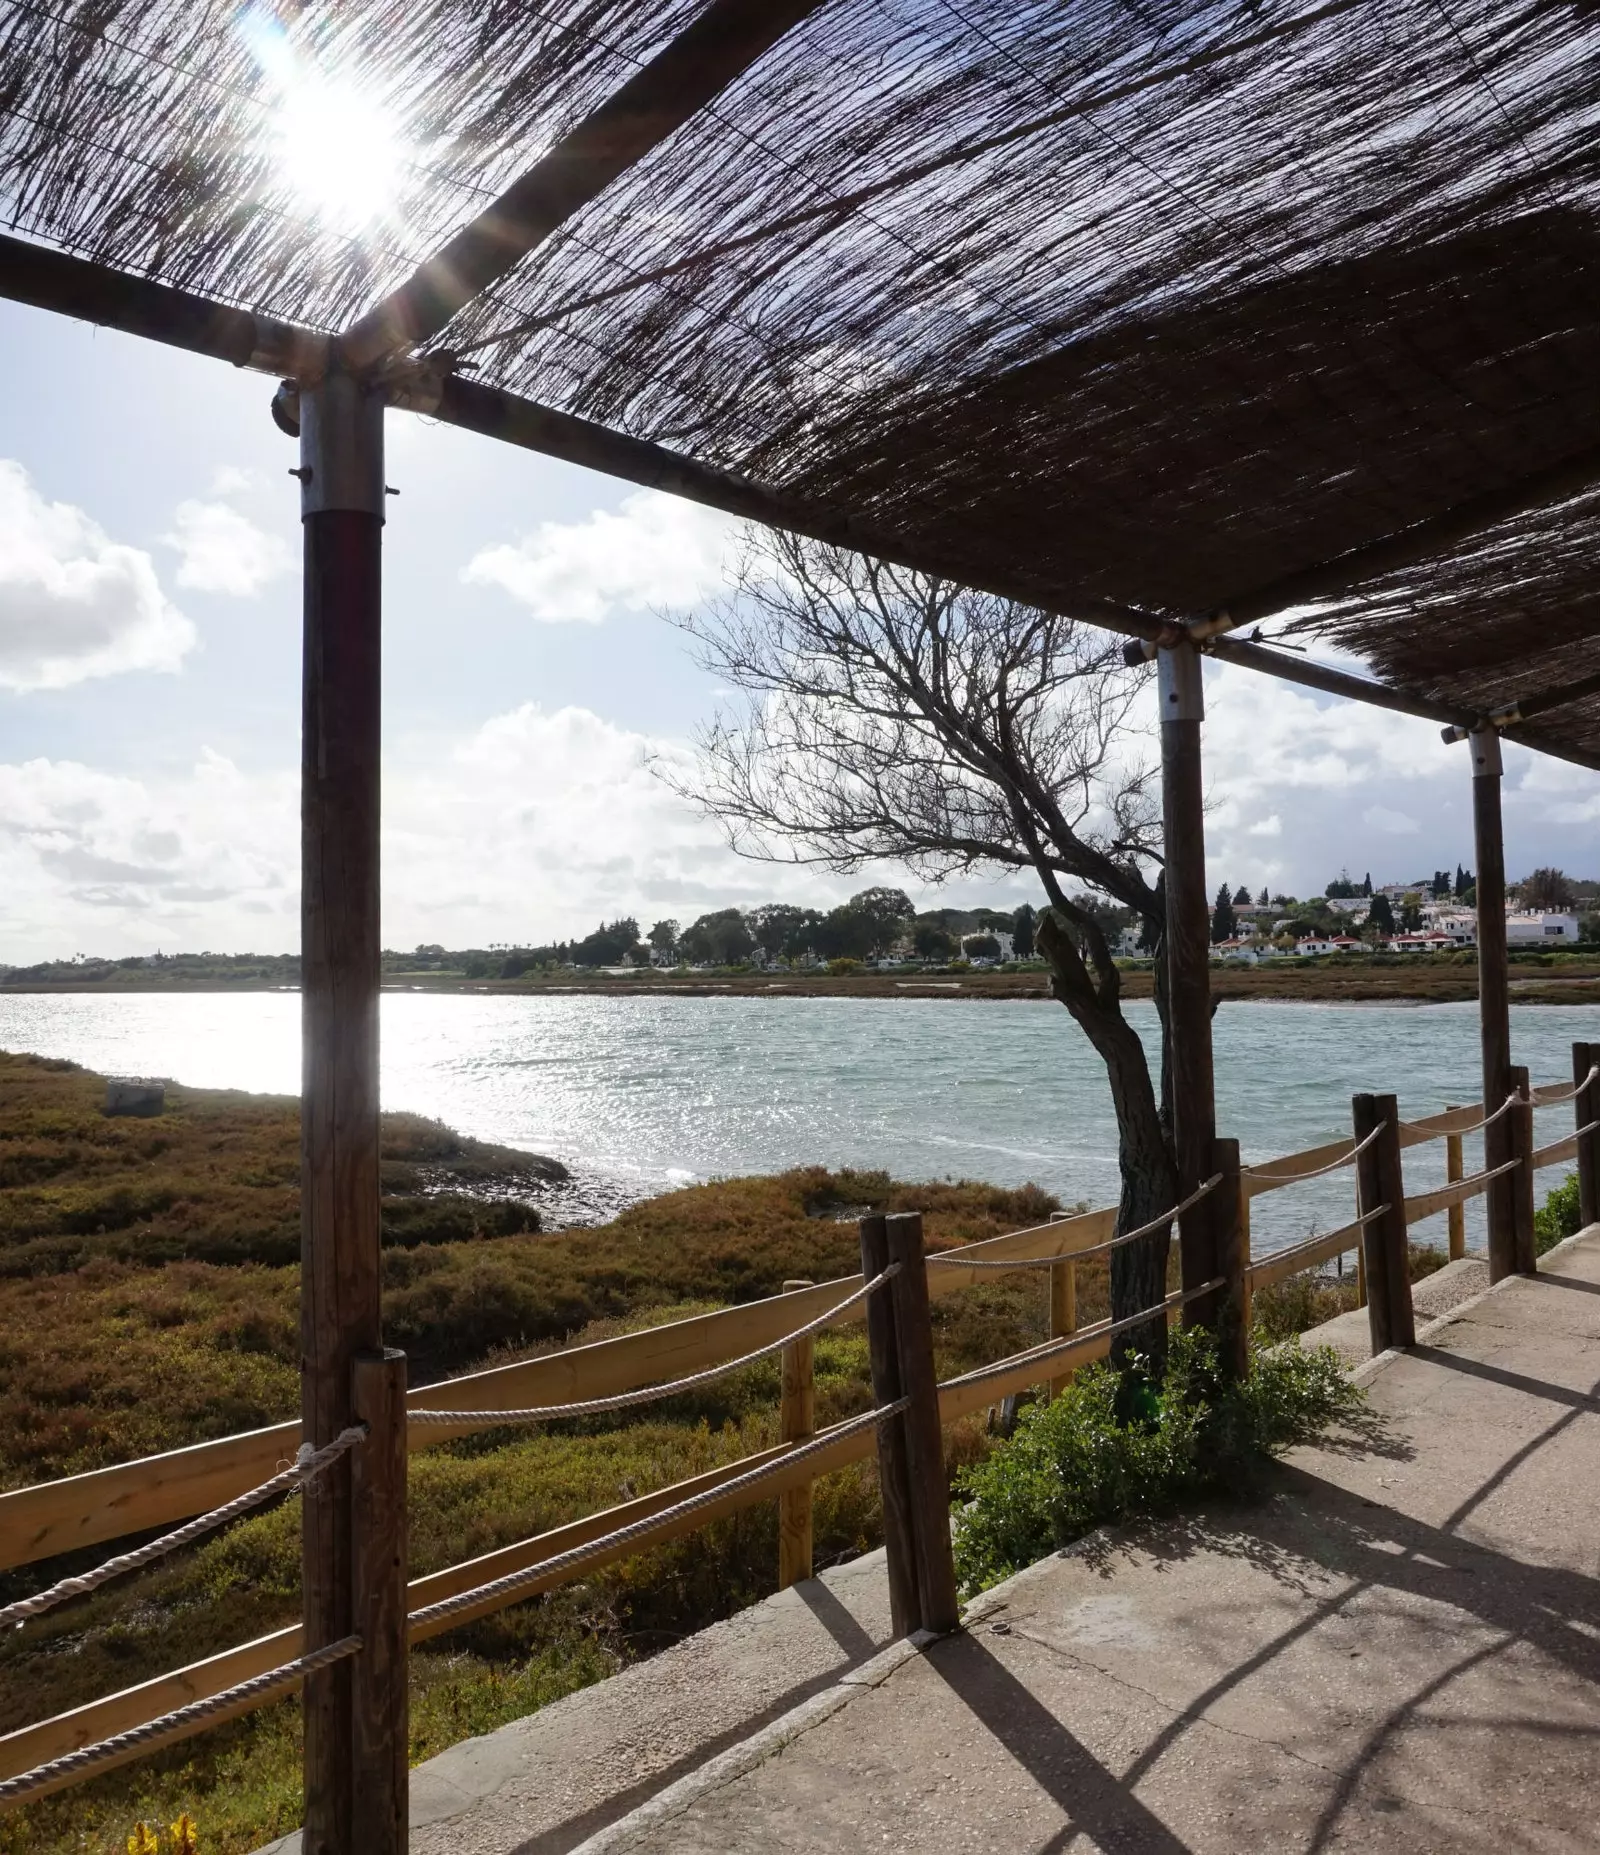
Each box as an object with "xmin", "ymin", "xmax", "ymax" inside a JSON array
[
  {"xmin": 339, "ymin": 0, "xmax": 829, "ymax": 370},
  {"xmin": 0, "ymin": 232, "xmax": 323, "ymax": 377}
]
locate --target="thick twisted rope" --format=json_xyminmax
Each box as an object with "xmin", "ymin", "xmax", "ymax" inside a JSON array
[
  {"xmin": 1532, "ymin": 1065, "xmax": 1600, "ymax": 1107},
  {"xmin": 1433, "ymin": 1091, "xmax": 1525, "ymax": 1139},
  {"xmin": 0, "ymin": 1426, "xmax": 367, "ymax": 1630},
  {"xmin": 407, "ymin": 1266, "xmax": 898, "ymax": 1427},
  {"xmin": 925, "ymin": 1175, "xmax": 1222, "ymax": 1270},
  {"xmin": 407, "ymin": 1397, "xmax": 909, "ymax": 1635},
  {"xmin": 937, "ymin": 1276, "xmax": 1228, "ymax": 1394},
  {"xmin": 1246, "ymin": 1119, "xmax": 1388, "ymax": 1187},
  {"xmin": 0, "ymin": 1634, "xmax": 361, "ymax": 1809}
]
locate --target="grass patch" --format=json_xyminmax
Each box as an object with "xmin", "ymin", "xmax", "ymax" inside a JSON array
[
  {"xmin": 952, "ymin": 1328, "xmax": 1366, "ymax": 1596},
  {"xmin": 0, "ymin": 1050, "xmax": 1073, "ymax": 1852}
]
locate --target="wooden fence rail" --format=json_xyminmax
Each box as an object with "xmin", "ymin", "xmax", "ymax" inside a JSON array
[{"xmin": 4, "ymin": 1054, "xmax": 1595, "ymax": 1806}]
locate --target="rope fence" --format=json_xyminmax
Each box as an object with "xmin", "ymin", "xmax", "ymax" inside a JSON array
[
  {"xmin": 1246, "ymin": 1119, "xmax": 1386, "ymax": 1187},
  {"xmin": 405, "ymin": 1398, "xmax": 910, "ymax": 1634},
  {"xmin": 0, "ymin": 1425, "xmax": 367, "ymax": 1631},
  {"xmin": 407, "ymin": 1267, "xmax": 899, "ymax": 1427},
  {"xmin": 0, "ymin": 1635, "xmax": 362, "ymax": 1809},
  {"xmin": 1532, "ymin": 1065, "xmax": 1600, "ymax": 1108},
  {"xmin": 937, "ymin": 1276, "xmax": 1228, "ymax": 1395},
  {"xmin": 925, "ymin": 1176, "xmax": 1222, "ymax": 1270}
]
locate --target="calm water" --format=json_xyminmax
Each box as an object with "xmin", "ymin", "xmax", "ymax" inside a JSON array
[{"xmin": 1, "ymin": 991, "xmax": 1595, "ymax": 1255}]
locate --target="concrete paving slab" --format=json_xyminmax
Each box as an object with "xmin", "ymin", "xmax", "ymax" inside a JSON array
[{"xmin": 576, "ymin": 1228, "xmax": 1600, "ymax": 1853}]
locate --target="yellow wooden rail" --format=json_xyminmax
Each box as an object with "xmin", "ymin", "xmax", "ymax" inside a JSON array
[
  {"xmin": 0, "ymin": 1317, "xmax": 1117, "ymax": 1792},
  {"xmin": 0, "ymin": 1203, "xmax": 1122, "ymax": 1574}
]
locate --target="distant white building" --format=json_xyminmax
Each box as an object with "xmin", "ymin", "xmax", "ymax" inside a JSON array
[
  {"xmin": 961, "ymin": 930, "xmax": 1014, "ymax": 961},
  {"xmin": 1295, "ymin": 936, "xmax": 1366, "ymax": 956},
  {"xmin": 1507, "ymin": 911, "xmax": 1582, "ymax": 943},
  {"xmin": 1211, "ymin": 939, "xmax": 1263, "ymax": 963}
]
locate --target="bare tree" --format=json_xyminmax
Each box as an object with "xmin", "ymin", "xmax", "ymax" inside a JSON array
[{"xmin": 667, "ymin": 530, "xmax": 1180, "ymax": 1366}]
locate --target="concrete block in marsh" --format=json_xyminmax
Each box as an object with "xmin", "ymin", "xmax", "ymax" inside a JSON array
[{"xmin": 105, "ymin": 1076, "xmax": 165, "ymax": 1117}]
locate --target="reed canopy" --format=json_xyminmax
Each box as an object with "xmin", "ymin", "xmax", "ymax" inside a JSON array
[{"xmin": 2, "ymin": 0, "xmax": 1599, "ymax": 764}]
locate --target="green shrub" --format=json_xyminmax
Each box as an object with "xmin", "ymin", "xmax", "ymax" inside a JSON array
[
  {"xmin": 951, "ymin": 1329, "xmax": 1364, "ymax": 1595},
  {"xmin": 1535, "ymin": 1172, "xmax": 1583, "ymax": 1255}
]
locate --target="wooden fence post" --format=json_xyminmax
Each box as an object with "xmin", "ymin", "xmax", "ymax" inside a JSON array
[
  {"xmin": 1047, "ymin": 1257, "xmax": 1077, "ymax": 1400},
  {"xmin": 883, "ymin": 1213, "xmax": 960, "ymax": 1635},
  {"xmin": 1509, "ymin": 1063, "xmax": 1537, "ymax": 1275},
  {"xmin": 778, "ymin": 1279, "xmax": 815, "ymax": 1588},
  {"xmin": 1576, "ymin": 1042, "xmax": 1600, "ymax": 1232},
  {"xmin": 1237, "ymin": 1178, "xmax": 1254, "ymax": 1339},
  {"xmin": 350, "ymin": 1349, "xmax": 407, "ymax": 1855},
  {"xmin": 858, "ymin": 1216, "xmax": 918, "ymax": 1637},
  {"xmin": 1211, "ymin": 1137, "xmax": 1248, "ymax": 1377},
  {"xmin": 1445, "ymin": 1111, "xmax": 1466, "ymax": 1260},
  {"xmin": 1353, "ymin": 1093, "xmax": 1414, "ymax": 1354}
]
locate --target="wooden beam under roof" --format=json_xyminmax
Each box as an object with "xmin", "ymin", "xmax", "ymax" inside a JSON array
[{"xmin": 339, "ymin": 0, "xmax": 830, "ymax": 372}]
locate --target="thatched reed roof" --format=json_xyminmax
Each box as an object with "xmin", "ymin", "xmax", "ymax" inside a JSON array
[{"xmin": 3, "ymin": 0, "xmax": 1599, "ymax": 762}]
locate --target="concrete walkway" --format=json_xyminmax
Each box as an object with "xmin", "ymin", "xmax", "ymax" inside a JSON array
[
  {"xmin": 572, "ymin": 1227, "xmax": 1600, "ymax": 1853},
  {"xmin": 258, "ymin": 1228, "xmax": 1600, "ymax": 1853}
]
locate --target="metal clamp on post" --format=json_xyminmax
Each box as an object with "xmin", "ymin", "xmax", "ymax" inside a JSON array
[
  {"xmin": 298, "ymin": 371, "xmax": 387, "ymax": 522},
  {"xmin": 1158, "ymin": 638, "xmax": 1204, "ymax": 723}
]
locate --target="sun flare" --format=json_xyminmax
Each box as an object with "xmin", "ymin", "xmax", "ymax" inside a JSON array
[{"xmin": 242, "ymin": 10, "xmax": 406, "ymax": 231}]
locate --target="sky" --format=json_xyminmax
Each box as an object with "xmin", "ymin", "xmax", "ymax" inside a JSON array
[{"xmin": 1, "ymin": 299, "xmax": 1596, "ymax": 964}]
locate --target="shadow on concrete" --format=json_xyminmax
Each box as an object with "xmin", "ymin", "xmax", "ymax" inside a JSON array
[
  {"xmin": 791, "ymin": 1574, "xmax": 879, "ymax": 1661},
  {"xmin": 509, "ymin": 1579, "xmax": 892, "ymax": 1855},
  {"xmin": 926, "ymin": 1631, "xmax": 1194, "ymax": 1854},
  {"xmin": 1532, "ymin": 1270, "xmax": 1600, "ymax": 1298},
  {"xmin": 1408, "ymin": 1343, "xmax": 1600, "ymax": 1410}
]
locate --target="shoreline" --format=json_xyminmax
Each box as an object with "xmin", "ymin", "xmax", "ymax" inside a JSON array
[{"xmin": 3, "ymin": 962, "xmax": 1600, "ymax": 1006}]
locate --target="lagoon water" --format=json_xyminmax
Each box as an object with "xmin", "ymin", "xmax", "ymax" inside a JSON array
[{"xmin": 1, "ymin": 990, "xmax": 1596, "ymax": 1256}]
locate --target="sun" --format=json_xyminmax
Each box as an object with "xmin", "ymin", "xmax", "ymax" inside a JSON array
[
  {"xmin": 274, "ymin": 80, "xmax": 405, "ymax": 229},
  {"xmin": 241, "ymin": 10, "xmax": 406, "ymax": 232}
]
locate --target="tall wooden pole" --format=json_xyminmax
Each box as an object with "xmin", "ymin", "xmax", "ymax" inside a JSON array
[
  {"xmin": 1470, "ymin": 728, "xmax": 1516, "ymax": 1282},
  {"xmin": 1159, "ymin": 643, "xmax": 1222, "ymax": 1327},
  {"xmin": 1575, "ymin": 1042, "xmax": 1600, "ymax": 1232},
  {"xmin": 298, "ymin": 370, "xmax": 404, "ymax": 1854},
  {"xmin": 858, "ymin": 1215, "xmax": 918, "ymax": 1637}
]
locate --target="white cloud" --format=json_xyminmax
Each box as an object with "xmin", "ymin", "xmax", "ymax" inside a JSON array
[
  {"xmin": 1362, "ymin": 804, "xmax": 1420, "ymax": 836},
  {"xmin": 1247, "ymin": 814, "xmax": 1282, "ymax": 838},
  {"xmin": 163, "ymin": 497, "xmax": 292, "ymax": 596},
  {"xmin": 0, "ymin": 704, "xmax": 866, "ymax": 961},
  {"xmin": 0, "ymin": 751, "xmax": 297, "ymax": 954},
  {"xmin": 462, "ymin": 490, "xmax": 736, "ymax": 623},
  {"xmin": 0, "ymin": 461, "xmax": 194, "ymax": 690}
]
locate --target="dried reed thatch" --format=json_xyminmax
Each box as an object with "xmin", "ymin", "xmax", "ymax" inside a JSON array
[{"xmin": 2, "ymin": 0, "xmax": 1599, "ymax": 747}]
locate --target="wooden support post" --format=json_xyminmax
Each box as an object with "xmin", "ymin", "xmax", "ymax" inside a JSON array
[
  {"xmin": 858, "ymin": 1216, "xmax": 918, "ymax": 1637},
  {"xmin": 1355, "ymin": 1242, "xmax": 1366, "ymax": 1308},
  {"xmin": 1237, "ymin": 1173, "xmax": 1254, "ymax": 1337},
  {"xmin": 350, "ymin": 1349, "xmax": 407, "ymax": 1855},
  {"xmin": 1471, "ymin": 729, "xmax": 1517, "ymax": 1282},
  {"xmin": 883, "ymin": 1212, "xmax": 960, "ymax": 1634},
  {"xmin": 298, "ymin": 369, "xmax": 397, "ymax": 1855},
  {"xmin": 1445, "ymin": 1112, "xmax": 1466, "ymax": 1260},
  {"xmin": 1508, "ymin": 1063, "xmax": 1537, "ymax": 1276},
  {"xmin": 778, "ymin": 1279, "xmax": 815, "ymax": 1588},
  {"xmin": 1047, "ymin": 1258, "xmax": 1077, "ymax": 1400},
  {"xmin": 1576, "ymin": 1042, "xmax": 1600, "ymax": 1231},
  {"xmin": 1159, "ymin": 643, "xmax": 1221, "ymax": 1329},
  {"xmin": 1353, "ymin": 1093, "xmax": 1415, "ymax": 1354},
  {"xmin": 1211, "ymin": 1138, "xmax": 1248, "ymax": 1377}
]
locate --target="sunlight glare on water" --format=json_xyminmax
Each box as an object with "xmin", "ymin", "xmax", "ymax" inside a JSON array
[{"xmin": 0, "ymin": 991, "xmax": 1594, "ymax": 1256}]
